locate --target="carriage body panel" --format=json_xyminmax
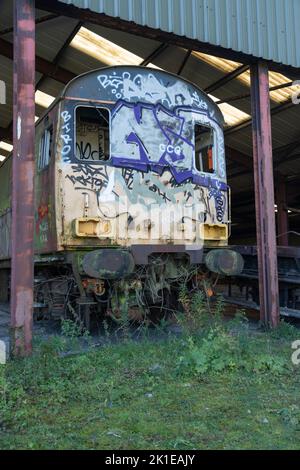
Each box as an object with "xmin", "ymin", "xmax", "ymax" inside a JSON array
[{"xmin": 54, "ymin": 66, "xmax": 228, "ymax": 252}]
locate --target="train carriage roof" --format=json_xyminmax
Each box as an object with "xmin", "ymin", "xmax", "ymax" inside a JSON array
[{"xmin": 61, "ymin": 66, "xmax": 225, "ymax": 126}]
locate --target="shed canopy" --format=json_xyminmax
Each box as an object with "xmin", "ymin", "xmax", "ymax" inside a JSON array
[
  {"xmin": 0, "ymin": 0, "xmax": 299, "ymax": 242},
  {"xmin": 58, "ymin": 0, "xmax": 300, "ymax": 70}
]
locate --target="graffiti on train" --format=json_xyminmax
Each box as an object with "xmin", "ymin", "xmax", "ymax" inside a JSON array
[
  {"xmin": 96, "ymin": 71, "xmax": 209, "ymax": 111},
  {"xmin": 110, "ymin": 100, "xmax": 226, "ymax": 187}
]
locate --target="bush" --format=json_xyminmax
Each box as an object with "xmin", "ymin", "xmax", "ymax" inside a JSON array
[{"xmin": 177, "ymin": 326, "xmax": 239, "ymax": 374}]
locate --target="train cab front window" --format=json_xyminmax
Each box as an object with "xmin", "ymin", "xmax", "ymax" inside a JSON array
[
  {"xmin": 194, "ymin": 124, "xmax": 215, "ymax": 173},
  {"xmin": 75, "ymin": 106, "xmax": 110, "ymax": 161}
]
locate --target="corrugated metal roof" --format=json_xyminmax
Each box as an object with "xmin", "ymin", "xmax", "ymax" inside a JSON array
[{"xmin": 59, "ymin": 0, "xmax": 300, "ymax": 69}]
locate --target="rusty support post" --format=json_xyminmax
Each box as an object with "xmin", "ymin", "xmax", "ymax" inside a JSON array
[
  {"xmin": 11, "ymin": 0, "xmax": 35, "ymax": 356},
  {"xmin": 250, "ymin": 61, "xmax": 280, "ymax": 328},
  {"xmin": 275, "ymin": 176, "xmax": 289, "ymax": 246}
]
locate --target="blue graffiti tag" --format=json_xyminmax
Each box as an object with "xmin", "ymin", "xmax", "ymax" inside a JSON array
[{"xmin": 111, "ymin": 100, "xmax": 227, "ymax": 191}]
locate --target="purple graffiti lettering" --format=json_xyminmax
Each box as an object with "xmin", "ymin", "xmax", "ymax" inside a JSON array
[{"xmin": 111, "ymin": 100, "xmax": 227, "ymax": 191}]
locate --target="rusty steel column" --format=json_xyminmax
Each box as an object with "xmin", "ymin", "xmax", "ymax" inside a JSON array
[
  {"xmin": 275, "ymin": 175, "xmax": 289, "ymax": 246},
  {"xmin": 250, "ymin": 61, "xmax": 280, "ymax": 328},
  {"xmin": 11, "ymin": 0, "xmax": 35, "ymax": 356}
]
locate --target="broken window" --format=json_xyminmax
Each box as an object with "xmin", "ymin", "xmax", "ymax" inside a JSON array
[
  {"xmin": 75, "ymin": 106, "xmax": 110, "ymax": 161},
  {"xmin": 38, "ymin": 126, "xmax": 53, "ymax": 171},
  {"xmin": 194, "ymin": 124, "xmax": 215, "ymax": 173}
]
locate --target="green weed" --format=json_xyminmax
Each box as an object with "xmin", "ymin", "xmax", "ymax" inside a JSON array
[{"xmin": 1, "ymin": 286, "xmax": 299, "ymax": 450}]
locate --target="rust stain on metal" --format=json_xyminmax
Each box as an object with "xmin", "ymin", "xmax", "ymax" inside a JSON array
[
  {"xmin": 11, "ymin": 289, "xmax": 33, "ymax": 356},
  {"xmin": 276, "ymin": 176, "xmax": 289, "ymax": 246},
  {"xmin": 64, "ymin": 96, "xmax": 116, "ymax": 105},
  {"xmin": 250, "ymin": 61, "xmax": 280, "ymax": 328},
  {"xmin": 10, "ymin": 0, "xmax": 35, "ymax": 356}
]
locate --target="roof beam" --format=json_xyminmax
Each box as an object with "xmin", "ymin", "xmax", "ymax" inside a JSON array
[
  {"xmin": 216, "ymin": 80, "xmax": 295, "ymax": 105},
  {"xmin": 36, "ymin": 20, "xmax": 82, "ymax": 89},
  {"xmin": 0, "ymin": 13, "xmax": 58, "ymax": 36},
  {"xmin": 177, "ymin": 49, "xmax": 192, "ymax": 75},
  {"xmin": 226, "ymin": 140, "xmax": 300, "ymax": 179},
  {"xmin": 273, "ymin": 139, "xmax": 300, "ymax": 157},
  {"xmin": 276, "ymin": 153, "xmax": 300, "ymax": 169},
  {"xmin": 140, "ymin": 43, "xmax": 168, "ymax": 66},
  {"xmin": 204, "ymin": 64, "xmax": 249, "ymax": 94},
  {"xmin": 0, "ymin": 37, "xmax": 75, "ymax": 84},
  {"xmin": 225, "ymin": 99, "xmax": 295, "ymax": 136}
]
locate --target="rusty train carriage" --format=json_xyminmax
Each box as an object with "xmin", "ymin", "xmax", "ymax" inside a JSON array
[{"xmin": 0, "ymin": 66, "xmax": 243, "ymax": 324}]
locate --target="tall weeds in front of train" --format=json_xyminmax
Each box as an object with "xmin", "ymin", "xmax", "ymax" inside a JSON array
[
  {"xmin": 177, "ymin": 283, "xmax": 225, "ymax": 336},
  {"xmin": 119, "ymin": 296, "xmax": 131, "ymax": 342},
  {"xmin": 175, "ymin": 289, "xmax": 290, "ymax": 376},
  {"xmin": 177, "ymin": 285, "xmax": 208, "ymax": 336}
]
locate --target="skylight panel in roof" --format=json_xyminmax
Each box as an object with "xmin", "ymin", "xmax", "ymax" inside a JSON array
[
  {"xmin": 209, "ymin": 94, "xmax": 250, "ymax": 127},
  {"xmin": 70, "ymin": 27, "xmax": 160, "ymax": 68},
  {"xmin": 268, "ymin": 71, "xmax": 299, "ymax": 103},
  {"xmin": 35, "ymin": 90, "xmax": 55, "ymax": 108},
  {"xmin": 0, "ymin": 141, "xmax": 13, "ymax": 152},
  {"xmin": 192, "ymin": 51, "xmax": 242, "ymax": 73},
  {"xmin": 193, "ymin": 51, "xmax": 298, "ymax": 103}
]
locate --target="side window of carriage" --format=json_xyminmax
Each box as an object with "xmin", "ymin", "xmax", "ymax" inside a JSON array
[
  {"xmin": 75, "ymin": 106, "xmax": 110, "ymax": 161},
  {"xmin": 194, "ymin": 124, "xmax": 215, "ymax": 174},
  {"xmin": 38, "ymin": 125, "xmax": 53, "ymax": 171}
]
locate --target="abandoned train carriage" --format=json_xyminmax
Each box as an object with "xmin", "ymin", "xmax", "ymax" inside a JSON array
[{"xmin": 0, "ymin": 66, "xmax": 242, "ymax": 322}]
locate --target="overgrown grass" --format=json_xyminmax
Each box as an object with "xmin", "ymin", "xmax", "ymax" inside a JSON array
[{"xmin": 0, "ymin": 311, "xmax": 300, "ymax": 450}]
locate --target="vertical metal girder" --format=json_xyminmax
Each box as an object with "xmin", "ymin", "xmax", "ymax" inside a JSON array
[
  {"xmin": 275, "ymin": 175, "xmax": 289, "ymax": 246},
  {"xmin": 11, "ymin": 0, "xmax": 35, "ymax": 356},
  {"xmin": 250, "ymin": 61, "xmax": 280, "ymax": 328}
]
